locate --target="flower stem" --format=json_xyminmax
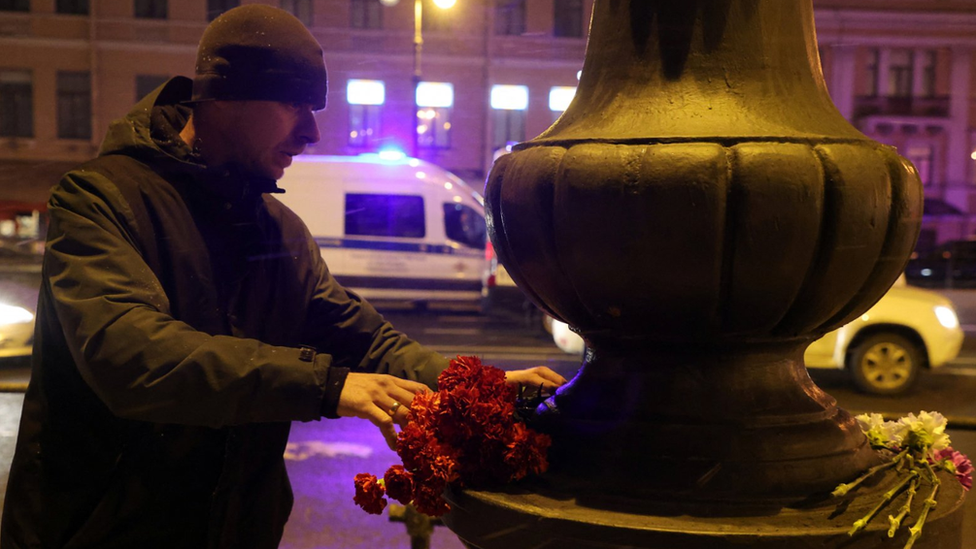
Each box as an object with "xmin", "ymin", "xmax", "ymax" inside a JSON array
[
  {"xmin": 848, "ymin": 465, "xmax": 917, "ymax": 536},
  {"xmin": 922, "ymin": 460, "xmax": 942, "ymax": 486},
  {"xmin": 887, "ymin": 471, "xmax": 920, "ymax": 537},
  {"xmin": 904, "ymin": 483, "xmax": 940, "ymax": 549},
  {"xmin": 834, "ymin": 449, "xmax": 908, "ymax": 498}
]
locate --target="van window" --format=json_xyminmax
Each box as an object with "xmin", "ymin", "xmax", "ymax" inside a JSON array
[
  {"xmin": 345, "ymin": 194, "xmax": 426, "ymax": 238},
  {"xmin": 443, "ymin": 203, "xmax": 486, "ymax": 249}
]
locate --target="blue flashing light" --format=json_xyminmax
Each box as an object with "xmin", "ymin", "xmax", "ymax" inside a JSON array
[{"xmin": 378, "ymin": 149, "xmax": 407, "ymax": 161}]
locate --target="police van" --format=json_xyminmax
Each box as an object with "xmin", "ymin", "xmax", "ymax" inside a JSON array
[{"xmin": 274, "ymin": 153, "xmax": 487, "ymax": 308}]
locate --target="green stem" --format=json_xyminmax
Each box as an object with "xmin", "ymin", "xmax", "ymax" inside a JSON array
[
  {"xmin": 904, "ymin": 483, "xmax": 940, "ymax": 549},
  {"xmin": 887, "ymin": 472, "xmax": 920, "ymax": 537},
  {"xmin": 922, "ymin": 460, "xmax": 942, "ymax": 486},
  {"xmin": 834, "ymin": 449, "xmax": 908, "ymax": 498},
  {"xmin": 849, "ymin": 468, "xmax": 918, "ymax": 536}
]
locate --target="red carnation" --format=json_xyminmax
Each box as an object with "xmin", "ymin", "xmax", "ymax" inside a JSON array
[
  {"xmin": 397, "ymin": 422, "xmax": 433, "ymax": 470},
  {"xmin": 353, "ymin": 473, "xmax": 387, "ymax": 515},
  {"xmin": 411, "ymin": 479, "xmax": 452, "ymax": 517},
  {"xmin": 353, "ymin": 356, "xmax": 551, "ymax": 518},
  {"xmin": 437, "ymin": 355, "xmax": 485, "ymax": 392},
  {"xmin": 425, "ymin": 451, "xmax": 460, "ymax": 484},
  {"xmin": 406, "ymin": 390, "xmax": 440, "ymax": 424},
  {"xmin": 383, "ymin": 465, "xmax": 415, "ymax": 505},
  {"xmin": 503, "ymin": 423, "xmax": 552, "ymax": 480}
]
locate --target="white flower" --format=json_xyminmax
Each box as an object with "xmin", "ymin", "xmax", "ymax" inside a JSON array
[
  {"xmin": 856, "ymin": 413, "xmax": 903, "ymax": 449},
  {"xmin": 856, "ymin": 413, "xmax": 885, "ymax": 431},
  {"xmin": 899, "ymin": 411, "xmax": 950, "ymax": 452}
]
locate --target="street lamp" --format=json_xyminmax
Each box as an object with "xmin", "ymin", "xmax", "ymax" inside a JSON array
[{"xmin": 381, "ymin": 0, "xmax": 456, "ymax": 157}]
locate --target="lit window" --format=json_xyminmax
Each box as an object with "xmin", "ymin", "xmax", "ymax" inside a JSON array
[
  {"xmin": 490, "ymin": 84, "xmax": 528, "ymax": 110},
  {"xmin": 549, "ymin": 86, "xmax": 576, "ymax": 112},
  {"xmin": 417, "ymin": 82, "xmax": 453, "ymax": 149},
  {"xmin": 348, "ymin": 79, "xmax": 386, "ymax": 106},
  {"xmin": 417, "ymin": 82, "xmax": 453, "ymax": 108},
  {"xmin": 491, "ymin": 85, "xmax": 527, "ymax": 152},
  {"xmin": 348, "ymin": 80, "xmax": 384, "ymax": 147},
  {"xmin": 349, "ymin": 107, "xmax": 381, "ymax": 147}
]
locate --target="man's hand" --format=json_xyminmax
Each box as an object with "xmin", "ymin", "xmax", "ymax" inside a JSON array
[
  {"xmin": 504, "ymin": 366, "xmax": 567, "ymax": 392},
  {"xmin": 337, "ymin": 372, "xmax": 430, "ymax": 450}
]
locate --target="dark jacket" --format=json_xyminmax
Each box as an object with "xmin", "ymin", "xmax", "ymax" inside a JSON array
[{"xmin": 1, "ymin": 77, "xmax": 448, "ymax": 549}]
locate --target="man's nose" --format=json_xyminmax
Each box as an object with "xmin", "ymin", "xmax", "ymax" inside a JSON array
[{"xmin": 298, "ymin": 109, "xmax": 321, "ymax": 145}]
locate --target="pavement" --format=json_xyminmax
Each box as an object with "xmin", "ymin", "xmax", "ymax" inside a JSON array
[
  {"xmin": 3, "ymin": 383, "xmax": 976, "ymax": 548},
  {"xmin": 0, "ymin": 390, "xmax": 462, "ymax": 549},
  {"xmin": 3, "ymin": 288, "xmax": 976, "ymax": 547}
]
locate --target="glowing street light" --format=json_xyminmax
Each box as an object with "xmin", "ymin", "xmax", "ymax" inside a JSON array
[
  {"xmin": 412, "ymin": 0, "xmax": 456, "ymax": 157},
  {"xmin": 382, "ymin": 0, "xmax": 456, "ymax": 157}
]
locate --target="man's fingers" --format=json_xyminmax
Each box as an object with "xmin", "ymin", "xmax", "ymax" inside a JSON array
[
  {"xmin": 389, "ymin": 400, "xmax": 411, "ymax": 428},
  {"xmin": 391, "ymin": 377, "xmax": 431, "ymax": 395},
  {"xmin": 336, "ymin": 373, "xmax": 433, "ymax": 447},
  {"xmin": 536, "ymin": 368, "xmax": 568, "ymax": 386},
  {"xmin": 505, "ymin": 366, "xmax": 568, "ymax": 390},
  {"xmin": 387, "ymin": 385, "xmax": 421, "ymax": 411},
  {"xmin": 367, "ymin": 408, "xmax": 398, "ymax": 451}
]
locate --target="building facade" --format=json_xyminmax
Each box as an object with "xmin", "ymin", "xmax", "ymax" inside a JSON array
[
  {"xmin": 1, "ymin": 0, "xmax": 975, "ymax": 251},
  {"xmin": 816, "ymin": 0, "xmax": 976, "ymax": 252}
]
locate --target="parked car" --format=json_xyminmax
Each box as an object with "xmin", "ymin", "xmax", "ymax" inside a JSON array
[
  {"xmin": 549, "ymin": 276, "xmax": 963, "ymax": 396},
  {"xmin": 0, "ymin": 279, "xmax": 37, "ymax": 360}
]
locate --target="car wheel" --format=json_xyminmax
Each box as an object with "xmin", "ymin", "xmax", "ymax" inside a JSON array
[{"xmin": 847, "ymin": 333, "xmax": 922, "ymax": 396}]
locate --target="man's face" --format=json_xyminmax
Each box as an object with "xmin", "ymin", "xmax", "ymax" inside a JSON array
[{"xmin": 203, "ymin": 100, "xmax": 321, "ymax": 180}]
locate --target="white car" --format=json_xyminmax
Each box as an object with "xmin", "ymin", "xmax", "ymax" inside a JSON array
[
  {"xmin": 550, "ymin": 276, "xmax": 964, "ymax": 396},
  {"xmin": 0, "ymin": 279, "xmax": 37, "ymax": 360}
]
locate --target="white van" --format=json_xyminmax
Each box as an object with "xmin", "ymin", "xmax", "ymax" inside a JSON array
[{"xmin": 274, "ymin": 153, "xmax": 487, "ymax": 307}]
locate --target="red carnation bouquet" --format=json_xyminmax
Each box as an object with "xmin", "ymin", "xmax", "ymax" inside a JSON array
[{"xmin": 353, "ymin": 356, "xmax": 552, "ymax": 517}]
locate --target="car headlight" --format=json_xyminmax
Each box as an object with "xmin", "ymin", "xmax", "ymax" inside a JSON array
[
  {"xmin": 0, "ymin": 303, "xmax": 34, "ymax": 326},
  {"xmin": 935, "ymin": 306, "xmax": 959, "ymax": 330}
]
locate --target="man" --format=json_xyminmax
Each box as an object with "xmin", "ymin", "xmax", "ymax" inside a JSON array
[{"xmin": 0, "ymin": 5, "xmax": 565, "ymax": 548}]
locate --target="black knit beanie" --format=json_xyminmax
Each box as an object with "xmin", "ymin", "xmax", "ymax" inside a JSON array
[{"xmin": 191, "ymin": 4, "xmax": 328, "ymax": 110}]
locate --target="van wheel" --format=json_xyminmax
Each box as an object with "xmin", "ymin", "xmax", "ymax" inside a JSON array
[{"xmin": 847, "ymin": 333, "xmax": 922, "ymax": 396}]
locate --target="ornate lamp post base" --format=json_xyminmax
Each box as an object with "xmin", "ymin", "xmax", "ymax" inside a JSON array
[
  {"xmin": 442, "ymin": 1, "xmax": 966, "ymax": 547},
  {"xmin": 443, "ymin": 473, "xmax": 965, "ymax": 549}
]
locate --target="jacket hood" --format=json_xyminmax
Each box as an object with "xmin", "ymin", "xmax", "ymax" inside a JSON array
[
  {"xmin": 99, "ymin": 76, "xmax": 202, "ymax": 173},
  {"xmin": 98, "ymin": 76, "xmax": 280, "ymax": 197}
]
